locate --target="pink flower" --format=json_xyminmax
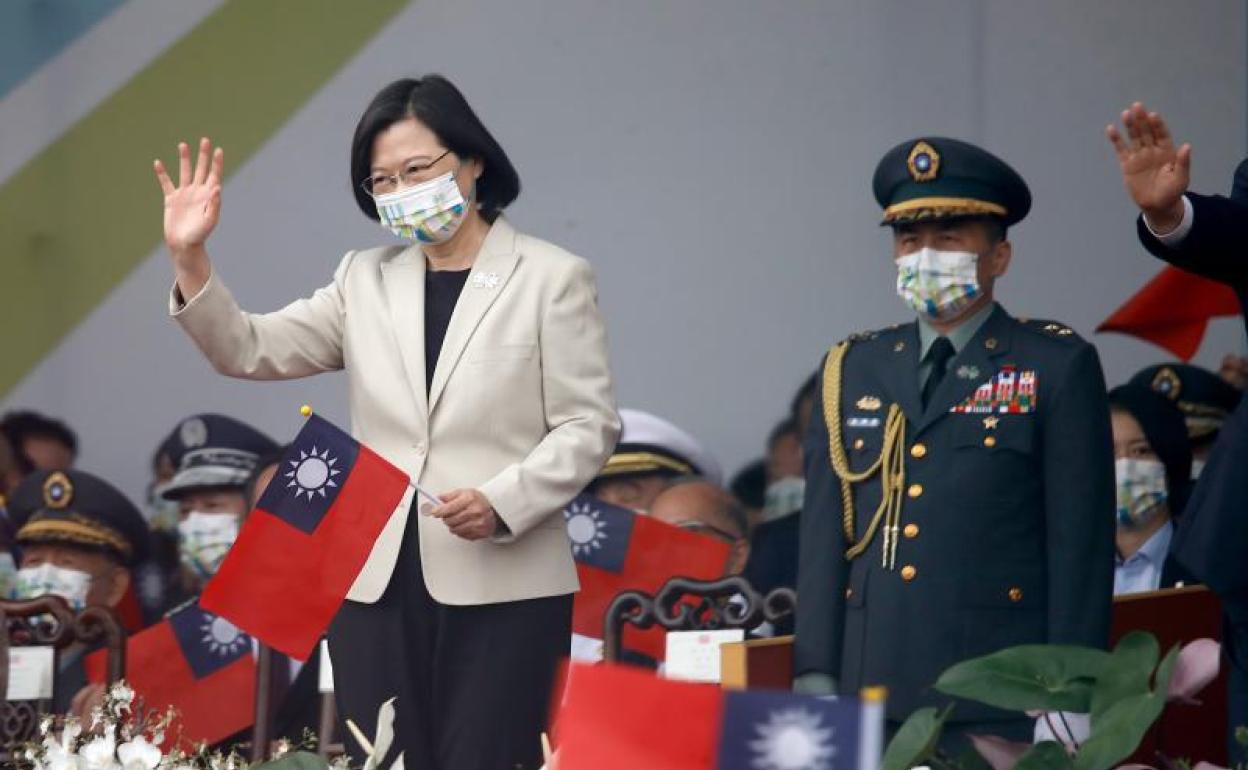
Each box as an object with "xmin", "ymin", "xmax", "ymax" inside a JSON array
[{"xmin": 1167, "ymin": 639, "xmax": 1221, "ymax": 704}]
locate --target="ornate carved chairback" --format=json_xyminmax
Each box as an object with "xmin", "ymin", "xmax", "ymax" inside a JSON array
[
  {"xmin": 603, "ymin": 575, "xmax": 797, "ymax": 663},
  {"xmin": 0, "ymin": 597, "xmax": 126, "ymax": 755}
]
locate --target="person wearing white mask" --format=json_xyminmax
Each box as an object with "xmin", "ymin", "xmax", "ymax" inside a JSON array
[
  {"xmin": 1107, "ymin": 384, "xmax": 1196, "ymax": 595},
  {"xmin": 157, "ymin": 414, "xmax": 278, "ymax": 598},
  {"xmin": 153, "ymin": 74, "xmax": 618, "ymax": 770},
  {"xmin": 795, "ymin": 137, "xmax": 1115, "ymax": 753},
  {"xmin": 6, "ymin": 469, "xmax": 149, "ymax": 712}
]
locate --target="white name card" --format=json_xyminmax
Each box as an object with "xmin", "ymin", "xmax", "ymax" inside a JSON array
[
  {"xmin": 663, "ymin": 629, "xmax": 745, "ymax": 683},
  {"xmin": 318, "ymin": 640, "xmax": 335, "ymax": 693},
  {"xmin": 7, "ymin": 646, "xmax": 55, "ymax": 701}
]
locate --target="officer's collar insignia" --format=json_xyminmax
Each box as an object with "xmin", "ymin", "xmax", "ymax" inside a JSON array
[
  {"xmin": 956, "ymin": 365, "xmax": 981, "ymax": 380},
  {"xmin": 1151, "ymin": 367, "xmax": 1181, "ymax": 400},
  {"xmin": 907, "ymin": 141, "xmax": 940, "ymax": 182},
  {"xmin": 984, "ymin": 337, "xmax": 999, "ymax": 350},
  {"xmin": 983, "ymin": 416, "xmax": 1000, "ymax": 430},
  {"xmin": 43, "ymin": 471, "xmax": 73, "ymax": 509},
  {"xmin": 893, "ymin": 341, "xmax": 906, "ymax": 353},
  {"xmin": 180, "ymin": 417, "xmax": 209, "ymax": 449},
  {"xmin": 856, "ymin": 395, "xmax": 882, "ymax": 411}
]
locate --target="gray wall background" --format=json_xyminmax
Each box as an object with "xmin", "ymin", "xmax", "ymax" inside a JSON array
[{"xmin": 4, "ymin": 0, "xmax": 1246, "ymax": 505}]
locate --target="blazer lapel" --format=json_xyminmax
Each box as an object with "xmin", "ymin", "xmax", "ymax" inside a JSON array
[
  {"xmin": 380, "ymin": 245, "xmax": 429, "ymax": 419},
  {"xmin": 915, "ymin": 305, "xmax": 1015, "ymax": 435},
  {"xmin": 427, "ymin": 219, "xmax": 521, "ymax": 414},
  {"xmin": 879, "ymin": 323, "xmax": 924, "ymax": 427}
]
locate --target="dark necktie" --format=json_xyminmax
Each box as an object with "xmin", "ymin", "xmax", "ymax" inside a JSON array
[{"xmin": 921, "ymin": 337, "xmax": 956, "ymax": 409}]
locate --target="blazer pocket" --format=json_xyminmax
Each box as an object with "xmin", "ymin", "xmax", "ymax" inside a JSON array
[{"xmin": 467, "ymin": 343, "xmax": 536, "ymax": 364}]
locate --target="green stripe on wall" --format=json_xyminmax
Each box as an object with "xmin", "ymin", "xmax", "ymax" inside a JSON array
[{"xmin": 0, "ymin": 0, "xmax": 409, "ymax": 398}]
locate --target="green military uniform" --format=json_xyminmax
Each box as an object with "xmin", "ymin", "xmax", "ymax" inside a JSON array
[{"xmin": 794, "ymin": 137, "xmax": 1116, "ymax": 744}]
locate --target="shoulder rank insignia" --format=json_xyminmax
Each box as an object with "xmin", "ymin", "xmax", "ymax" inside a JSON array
[{"xmin": 856, "ymin": 395, "xmax": 882, "ymax": 411}]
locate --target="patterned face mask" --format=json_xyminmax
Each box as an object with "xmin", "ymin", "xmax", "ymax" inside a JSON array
[
  {"xmin": 12, "ymin": 563, "xmax": 93, "ymax": 611},
  {"xmin": 1115, "ymin": 457, "xmax": 1169, "ymax": 529},
  {"xmin": 373, "ymin": 169, "xmax": 471, "ymax": 244},
  {"xmin": 895, "ymin": 247, "xmax": 981, "ymax": 320},
  {"xmin": 762, "ymin": 477, "xmax": 805, "ymax": 523},
  {"xmin": 177, "ymin": 512, "xmax": 240, "ymax": 579}
]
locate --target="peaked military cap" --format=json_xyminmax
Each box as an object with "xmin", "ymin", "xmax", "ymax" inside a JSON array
[
  {"xmin": 1130, "ymin": 363, "xmax": 1242, "ymax": 444},
  {"xmin": 597, "ymin": 408, "xmax": 723, "ymax": 486},
  {"xmin": 9, "ymin": 469, "xmax": 149, "ymax": 566},
  {"xmin": 873, "ymin": 136, "xmax": 1031, "ymax": 227},
  {"xmin": 161, "ymin": 414, "xmax": 278, "ymax": 500}
]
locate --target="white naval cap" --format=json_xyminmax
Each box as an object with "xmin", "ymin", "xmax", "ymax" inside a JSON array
[{"xmin": 598, "ymin": 408, "xmax": 723, "ymax": 486}]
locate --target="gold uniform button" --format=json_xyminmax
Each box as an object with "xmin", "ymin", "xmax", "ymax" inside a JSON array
[
  {"xmin": 983, "ymin": 436, "xmax": 997, "ymax": 448},
  {"xmin": 900, "ymin": 565, "xmax": 917, "ymax": 582},
  {"xmin": 907, "ymin": 483, "xmax": 924, "ymax": 498},
  {"xmin": 910, "ymin": 443, "xmax": 927, "ymax": 459},
  {"xmin": 853, "ymin": 438, "xmax": 865, "ymax": 450},
  {"xmin": 1008, "ymin": 587, "xmax": 1024, "ymax": 603},
  {"xmin": 903, "ymin": 523, "xmax": 920, "ymax": 539}
]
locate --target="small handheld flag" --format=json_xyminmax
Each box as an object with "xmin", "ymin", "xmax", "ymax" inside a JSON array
[
  {"xmin": 86, "ymin": 601, "xmax": 256, "ymax": 748},
  {"xmin": 564, "ymin": 495, "xmax": 733, "ymax": 661},
  {"xmin": 200, "ymin": 412, "xmax": 411, "ymax": 659},
  {"xmin": 555, "ymin": 662, "xmax": 886, "ymax": 770}
]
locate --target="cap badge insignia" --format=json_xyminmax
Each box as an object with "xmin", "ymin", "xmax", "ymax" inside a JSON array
[
  {"xmin": 907, "ymin": 140, "xmax": 941, "ymax": 182},
  {"xmin": 856, "ymin": 395, "xmax": 882, "ymax": 411},
  {"xmin": 43, "ymin": 471, "xmax": 73, "ymax": 509},
  {"xmin": 471, "ymin": 272, "xmax": 501, "ymax": 290},
  {"xmin": 180, "ymin": 417, "xmax": 209, "ymax": 449},
  {"xmin": 1152, "ymin": 367, "xmax": 1181, "ymax": 400}
]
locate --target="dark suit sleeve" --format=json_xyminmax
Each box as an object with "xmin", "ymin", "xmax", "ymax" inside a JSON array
[
  {"xmin": 795, "ymin": 360, "xmax": 851, "ymax": 679},
  {"xmin": 1137, "ymin": 193, "xmax": 1248, "ymax": 289},
  {"xmin": 1042, "ymin": 343, "xmax": 1115, "ymax": 648}
]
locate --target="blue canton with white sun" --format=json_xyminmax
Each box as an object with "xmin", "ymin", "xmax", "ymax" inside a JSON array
[{"xmin": 257, "ymin": 414, "xmax": 361, "ymax": 535}]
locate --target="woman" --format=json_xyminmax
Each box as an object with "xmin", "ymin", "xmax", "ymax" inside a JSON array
[
  {"xmin": 153, "ymin": 74, "xmax": 620, "ymax": 770},
  {"xmin": 1108, "ymin": 383, "xmax": 1194, "ymax": 595}
]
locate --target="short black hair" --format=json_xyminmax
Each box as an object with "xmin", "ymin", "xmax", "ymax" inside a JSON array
[
  {"xmin": 790, "ymin": 372, "xmax": 819, "ymax": 423},
  {"xmin": 767, "ymin": 418, "xmax": 799, "ymax": 450},
  {"xmin": 0, "ymin": 410, "xmax": 78, "ymax": 474},
  {"xmin": 350, "ymin": 75, "xmax": 520, "ymax": 223},
  {"xmin": 891, "ymin": 215, "xmax": 1007, "ymax": 243}
]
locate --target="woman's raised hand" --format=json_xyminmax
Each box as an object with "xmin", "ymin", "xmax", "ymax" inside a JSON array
[{"xmin": 154, "ymin": 138, "xmax": 223, "ymax": 256}]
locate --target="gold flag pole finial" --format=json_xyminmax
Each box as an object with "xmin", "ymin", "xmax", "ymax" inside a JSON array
[{"xmin": 299, "ymin": 404, "xmax": 313, "ymax": 417}]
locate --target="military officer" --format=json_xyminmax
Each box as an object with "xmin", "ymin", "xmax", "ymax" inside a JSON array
[
  {"xmin": 794, "ymin": 137, "xmax": 1116, "ymax": 749},
  {"xmin": 586, "ymin": 408, "xmax": 722, "ymax": 512},
  {"xmin": 1130, "ymin": 363, "xmax": 1242, "ymax": 478}
]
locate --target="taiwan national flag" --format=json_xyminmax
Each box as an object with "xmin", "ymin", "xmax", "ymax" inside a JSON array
[
  {"xmin": 1097, "ymin": 265, "xmax": 1241, "ymax": 360},
  {"xmin": 200, "ymin": 413, "xmax": 411, "ymax": 660},
  {"xmin": 564, "ymin": 495, "xmax": 733, "ymax": 661},
  {"xmin": 86, "ymin": 601, "xmax": 256, "ymax": 747},
  {"xmin": 555, "ymin": 661, "xmax": 885, "ymax": 770}
]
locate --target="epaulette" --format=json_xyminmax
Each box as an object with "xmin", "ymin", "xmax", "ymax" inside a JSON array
[{"xmin": 1019, "ymin": 318, "xmax": 1083, "ymax": 343}]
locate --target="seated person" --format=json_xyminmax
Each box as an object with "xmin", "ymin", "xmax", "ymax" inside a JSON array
[
  {"xmin": 1109, "ymin": 384, "xmax": 1195, "ymax": 595},
  {"xmin": 649, "ymin": 479, "xmax": 750, "ymax": 576},
  {"xmin": 158, "ymin": 414, "xmax": 278, "ymax": 602},
  {"xmin": 1130, "ymin": 363, "xmax": 1242, "ymax": 478},
  {"xmin": 6, "ymin": 469, "xmax": 149, "ymax": 712},
  {"xmin": 586, "ymin": 409, "xmax": 721, "ymax": 512}
]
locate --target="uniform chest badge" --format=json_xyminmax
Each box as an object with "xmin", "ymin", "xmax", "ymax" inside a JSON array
[
  {"xmin": 856, "ymin": 395, "xmax": 882, "ymax": 411},
  {"xmin": 956, "ymin": 365, "xmax": 981, "ymax": 380},
  {"xmin": 950, "ymin": 366, "xmax": 1039, "ymax": 414}
]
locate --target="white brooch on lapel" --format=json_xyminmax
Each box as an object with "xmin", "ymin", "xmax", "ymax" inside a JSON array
[{"xmin": 471, "ymin": 272, "xmax": 501, "ymax": 290}]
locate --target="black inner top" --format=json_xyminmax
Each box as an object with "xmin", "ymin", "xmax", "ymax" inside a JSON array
[{"xmin": 424, "ymin": 269, "xmax": 471, "ymax": 393}]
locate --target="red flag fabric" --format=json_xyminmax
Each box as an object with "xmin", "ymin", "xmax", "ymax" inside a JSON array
[
  {"xmin": 556, "ymin": 662, "xmax": 878, "ymax": 770},
  {"xmin": 1097, "ymin": 266, "xmax": 1241, "ymax": 360},
  {"xmin": 200, "ymin": 414, "xmax": 410, "ymax": 660},
  {"xmin": 86, "ymin": 601, "xmax": 255, "ymax": 748},
  {"xmin": 564, "ymin": 496, "xmax": 733, "ymax": 661}
]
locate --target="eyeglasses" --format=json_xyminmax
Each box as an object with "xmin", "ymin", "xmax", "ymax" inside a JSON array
[
  {"xmin": 676, "ymin": 521, "xmax": 741, "ymax": 544},
  {"xmin": 361, "ymin": 149, "xmax": 453, "ymax": 196}
]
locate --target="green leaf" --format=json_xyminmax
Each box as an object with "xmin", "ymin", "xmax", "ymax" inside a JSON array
[
  {"xmin": 1074, "ymin": 644, "xmax": 1180, "ymax": 770},
  {"xmin": 251, "ymin": 751, "xmax": 329, "ymax": 770},
  {"xmin": 1090, "ymin": 631, "xmax": 1159, "ymax": 724},
  {"xmin": 881, "ymin": 705, "xmax": 952, "ymax": 770},
  {"xmin": 1015, "ymin": 741, "xmax": 1076, "ymax": 770},
  {"xmin": 934, "ymin": 645, "xmax": 1111, "ymax": 713}
]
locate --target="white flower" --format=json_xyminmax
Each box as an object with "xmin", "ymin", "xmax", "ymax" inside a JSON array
[
  {"xmin": 78, "ymin": 724, "xmax": 119, "ymax": 770},
  {"xmin": 116, "ymin": 736, "xmax": 161, "ymax": 770}
]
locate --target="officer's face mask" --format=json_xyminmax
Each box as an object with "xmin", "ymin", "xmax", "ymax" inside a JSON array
[
  {"xmin": 895, "ymin": 247, "xmax": 982, "ymax": 321},
  {"xmin": 762, "ymin": 477, "xmax": 805, "ymax": 523},
  {"xmin": 177, "ymin": 512, "xmax": 240, "ymax": 579},
  {"xmin": 1115, "ymin": 457, "xmax": 1169, "ymax": 530},
  {"xmin": 373, "ymin": 168, "xmax": 472, "ymax": 244},
  {"xmin": 12, "ymin": 563, "xmax": 93, "ymax": 611}
]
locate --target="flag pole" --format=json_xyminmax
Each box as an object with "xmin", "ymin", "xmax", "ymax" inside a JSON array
[{"xmin": 345, "ymin": 718, "xmax": 375, "ymax": 756}]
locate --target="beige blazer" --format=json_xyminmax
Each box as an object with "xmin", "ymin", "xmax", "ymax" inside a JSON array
[{"xmin": 170, "ymin": 218, "xmax": 620, "ymax": 605}]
